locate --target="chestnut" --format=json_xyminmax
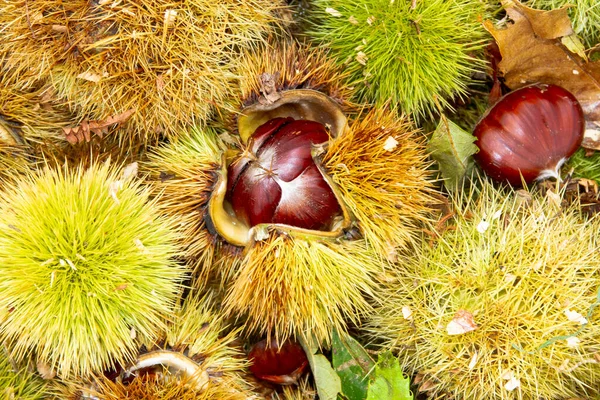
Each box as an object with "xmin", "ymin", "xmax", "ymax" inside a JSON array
[
  {"xmin": 248, "ymin": 338, "xmax": 309, "ymax": 385},
  {"xmin": 226, "ymin": 117, "xmax": 341, "ymax": 230},
  {"xmin": 474, "ymin": 84, "xmax": 584, "ymax": 186}
]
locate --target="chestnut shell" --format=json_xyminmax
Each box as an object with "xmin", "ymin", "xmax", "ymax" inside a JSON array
[
  {"xmin": 248, "ymin": 338, "xmax": 309, "ymax": 385},
  {"xmin": 226, "ymin": 117, "xmax": 341, "ymax": 231},
  {"xmin": 473, "ymin": 84, "xmax": 584, "ymax": 186}
]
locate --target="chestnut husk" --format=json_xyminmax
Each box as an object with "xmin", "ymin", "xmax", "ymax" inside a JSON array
[{"xmin": 208, "ymin": 89, "xmax": 352, "ymax": 248}]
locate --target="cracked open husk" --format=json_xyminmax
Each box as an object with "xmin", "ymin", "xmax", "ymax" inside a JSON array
[
  {"xmin": 145, "ymin": 40, "xmax": 434, "ymax": 344},
  {"xmin": 367, "ymin": 179, "xmax": 600, "ymax": 399}
]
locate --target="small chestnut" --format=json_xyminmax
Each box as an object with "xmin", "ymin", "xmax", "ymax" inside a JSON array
[
  {"xmin": 226, "ymin": 117, "xmax": 341, "ymax": 230},
  {"xmin": 474, "ymin": 84, "xmax": 584, "ymax": 186},
  {"xmin": 248, "ymin": 338, "xmax": 309, "ymax": 385}
]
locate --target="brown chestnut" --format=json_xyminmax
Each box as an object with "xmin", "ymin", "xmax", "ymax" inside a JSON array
[
  {"xmin": 474, "ymin": 84, "xmax": 584, "ymax": 186},
  {"xmin": 226, "ymin": 117, "xmax": 341, "ymax": 230},
  {"xmin": 248, "ymin": 338, "xmax": 309, "ymax": 386}
]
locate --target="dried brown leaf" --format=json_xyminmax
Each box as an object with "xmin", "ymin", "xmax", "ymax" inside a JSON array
[
  {"xmin": 62, "ymin": 109, "xmax": 135, "ymax": 144},
  {"xmin": 484, "ymin": 1, "xmax": 600, "ymax": 122},
  {"xmin": 582, "ymin": 123, "xmax": 600, "ymax": 150},
  {"xmin": 446, "ymin": 309, "xmax": 478, "ymax": 335}
]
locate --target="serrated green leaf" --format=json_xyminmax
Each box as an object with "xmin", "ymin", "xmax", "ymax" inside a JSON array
[
  {"xmin": 332, "ymin": 330, "xmax": 376, "ymax": 400},
  {"xmin": 428, "ymin": 116, "xmax": 478, "ymax": 190},
  {"xmin": 366, "ymin": 352, "xmax": 412, "ymax": 400},
  {"xmin": 300, "ymin": 337, "xmax": 342, "ymax": 400}
]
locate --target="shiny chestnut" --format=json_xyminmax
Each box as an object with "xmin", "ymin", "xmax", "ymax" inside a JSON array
[
  {"xmin": 226, "ymin": 117, "xmax": 341, "ymax": 230},
  {"xmin": 248, "ymin": 338, "xmax": 309, "ymax": 385},
  {"xmin": 474, "ymin": 84, "xmax": 584, "ymax": 186}
]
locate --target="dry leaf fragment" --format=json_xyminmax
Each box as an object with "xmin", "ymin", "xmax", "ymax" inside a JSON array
[
  {"xmin": 476, "ymin": 219, "xmax": 490, "ymax": 233},
  {"xmin": 484, "ymin": 0, "xmax": 600, "ymax": 121},
  {"xmin": 504, "ymin": 377, "xmax": 521, "ymax": 391},
  {"xmin": 109, "ymin": 180, "xmax": 123, "ymax": 205},
  {"xmin": 37, "ymin": 361, "xmax": 56, "ymax": 380},
  {"xmin": 349, "ymin": 16, "xmax": 359, "ymax": 25},
  {"xmin": 383, "ymin": 136, "xmax": 398, "ymax": 151},
  {"xmin": 446, "ymin": 309, "xmax": 478, "ymax": 335},
  {"xmin": 402, "ymin": 306, "xmax": 413, "ymax": 320},
  {"xmin": 565, "ymin": 309, "xmax": 588, "ymax": 325},
  {"xmin": 326, "ymin": 7, "xmax": 342, "ymax": 17},
  {"xmin": 122, "ymin": 162, "xmax": 138, "ymax": 181},
  {"xmin": 468, "ymin": 351, "xmax": 478, "ymax": 370},
  {"xmin": 76, "ymin": 71, "xmax": 104, "ymax": 83},
  {"xmin": 258, "ymin": 72, "xmax": 281, "ymax": 105},
  {"xmin": 62, "ymin": 109, "xmax": 135, "ymax": 144},
  {"xmin": 501, "ymin": 369, "xmax": 521, "ymax": 390},
  {"xmin": 356, "ymin": 51, "xmax": 368, "ymax": 65},
  {"xmin": 164, "ymin": 9, "xmax": 177, "ymax": 27},
  {"xmin": 582, "ymin": 123, "xmax": 600, "ymax": 150}
]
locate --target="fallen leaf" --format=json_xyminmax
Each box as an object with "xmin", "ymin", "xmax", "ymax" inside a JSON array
[
  {"xmin": 484, "ymin": 0, "xmax": 600, "ymax": 122},
  {"xmin": 366, "ymin": 352, "xmax": 412, "ymax": 400},
  {"xmin": 446, "ymin": 309, "xmax": 478, "ymax": 335},
  {"xmin": 427, "ymin": 116, "xmax": 478, "ymax": 191},
  {"xmin": 300, "ymin": 337, "xmax": 341, "ymax": 400},
  {"xmin": 332, "ymin": 330, "xmax": 375, "ymax": 400},
  {"xmin": 63, "ymin": 109, "xmax": 135, "ymax": 144}
]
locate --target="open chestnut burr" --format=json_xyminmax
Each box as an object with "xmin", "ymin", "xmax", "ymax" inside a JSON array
[
  {"xmin": 208, "ymin": 89, "xmax": 352, "ymax": 248},
  {"xmin": 226, "ymin": 117, "xmax": 341, "ymax": 231},
  {"xmin": 474, "ymin": 84, "xmax": 585, "ymax": 186}
]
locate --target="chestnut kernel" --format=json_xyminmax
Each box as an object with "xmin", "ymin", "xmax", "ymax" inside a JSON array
[
  {"xmin": 248, "ymin": 338, "xmax": 309, "ymax": 386},
  {"xmin": 474, "ymin": 84, "xmax": 584, "ymax": 186},
  {"xmin": 226, "ymin": 117, "xmax": 341, "ymax": 230}
]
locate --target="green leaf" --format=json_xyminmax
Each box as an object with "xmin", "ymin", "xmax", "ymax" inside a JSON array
[
  {"xmin": 300, "ymin": 337, "xmax": 342, "ymax": 400},
  {"xmin": 427, "ymin": 115, "xmax": 479, "ymax": 191},
  {"xmin": 332, "ymin": 330, "xmax": 376, "ymax": 400},
  {"xmin": 366, "ymin": 352, "xmax": 412, "ymax": 400}
]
